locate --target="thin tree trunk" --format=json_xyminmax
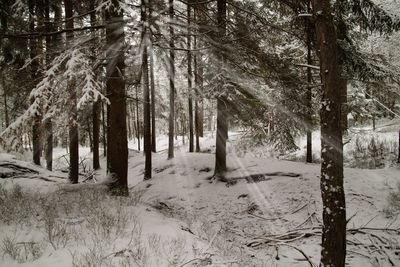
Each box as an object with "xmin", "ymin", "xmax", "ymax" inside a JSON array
[
  {"xmin": 87, "ymin": 118, "xmax": 93, "ymax": 151},
  {"xmin": 135, "ymin": 85, "xmax": 141, "ymax": 151},
  {"xmin": 29, "ymin": 0, "xmax": 42, "ymax": 166},
  {"xmin": 90, "ymin": 0, "xmax": 100, "ymax": 170},
  {"xmin": 65, "ymin": 0, "xmax": 79, "ymax": 183},
  {"xmin": 168, "ymin": 0, "xmax": 175, "ymax": 159},
  {"xmin": 187, "ymin": 3, "xmax": 194, "ymax": 152},
  {"xmin": 306, "ymin": 1, "xmax": 312, "ymax": 163},
  {"xmin": 194, "ymin": 14, "xmax": 200, "ymax": 153},
  {"xmin": 142, "ymin": 0, "xmax": 152, "ymax": 180},
  {"xmin": 105, "ymin": 0, "xmax": 128, "ymax": 195},
  {"xmin": 101, "ymin": 100, "xmax": 107, "ymax": 157},
  {"xmin": 149, "ymin": 3, "xmax": 156, "ymax": 153},
  {"xmin": 312, "ymin": 0, "xmax": 346, "ymax": 265},
  {"xmin": 44, "ymin": 0, "xmax": 53, "ymax": 171},
  {"xmin": 214, "ymin": 0, "xmax": 228, "ymax": 179}
]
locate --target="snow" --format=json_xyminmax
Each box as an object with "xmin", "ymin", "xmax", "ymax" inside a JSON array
[{"xmin": 0, "ymin": 131, "xmax": 399, "ymax": 266}]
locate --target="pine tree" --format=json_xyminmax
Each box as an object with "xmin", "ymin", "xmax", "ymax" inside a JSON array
[
  {"xmin": 105, "ymin": 0, "xmax": 128, "ymax": 195},
  {"xmin": 312, "ymin": 0, "xmax": 346, "ymax": 265},
  {"xmin": 168, "ymin": 0, "xmax": 175, "ymax": 159}
]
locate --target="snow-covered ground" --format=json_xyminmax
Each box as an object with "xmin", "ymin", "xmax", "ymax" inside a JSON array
[{"xmin": 0, "ymin": 130, "xmax": 399, "ymax": 266}]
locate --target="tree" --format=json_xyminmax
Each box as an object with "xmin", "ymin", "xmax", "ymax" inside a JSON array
[
  {"xmin": 312, "ymin": 0, "xmax": 346, "ymax": 265},
  {"xmin": 105, "ymin": 0, "xmax": 128, "ymax": 194},
  {"xmin": 65, "ymin": 0, "xmax": 79, "ymax": 184},
  {"xmin": 168, "ymin": 0, "xmax": 175, "ymax": 159},
  {"xmin": 91, "ymin": 0, "xmax": 100, "ymax": 170},
  {"xmin": 213, "ymin": 0, "xmax": 228, "ymax": 180},
  {"xmin": 44, "ymin": 0, "xmax": 53, "ymax": 171},
  {"xmin": 142, "ymin": 0, "xmax": 152, "ymax": 180},
  {"xmin": 187, "ymin": 2, "xmax": 194, "ymax": 153},
  {"xmin": 29, "ymin": 0, "xmax": 42, "ymax": 166}
]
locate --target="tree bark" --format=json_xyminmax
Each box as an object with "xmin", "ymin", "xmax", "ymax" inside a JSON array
[
  {"xmin": 44, "ymin": 0, "xmax": 53, "ymax": 171},
  {"xmin": 214, "ymin": 0, "xmax": 228, "ymax": 179},
  {"xmin": 101, "ymin": 100, "xmax": 107, "ymax": 157},
  {"xmin": 142, "ymin": 0, "xmax": 152, "ymax": 180},
  {"xmin": 194, "ymin": 16, "xmax": 200, "ymax": 153},
  {"xmin": 306, "ymin": 1, "xmax": 312, "ymax": 164},
  {"xmin": 135, "ymin": 85, "xmax": 141, "ymax": 151},
  {"xmin": 187, "ymin": 3, "xmax": 194, "ymax": 153},
  {"xmin": 149, "ymin": 2, "xmax": 156, "ymax": 153},
  {"xmin": 312, "ymin": 0, "xmax": 346, "ymax": 266},
  {"xmin": 65, "ymin": 0, "xmax": 79, "ymax": 183},
  {"xmin": 105, "ymin": 0, "xmax": 128, "ymax": 195},
  {"xmin": 168, "ymin": 0, "xmax": 175, "ymax": 159},
  {"xmin": 90, "ymin": 0, "xmax": 100, "ymax": 170},
  {"xmin": 29, "ymin": 0, "xmax": 42, "ymax": 166}
]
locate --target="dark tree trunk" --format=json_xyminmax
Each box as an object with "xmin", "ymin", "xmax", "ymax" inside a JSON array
[
  {"xmin": 312, "ymin": 0, "xmax": 346, "ymax": 266},
  {"xmin": 150, "ymin": 44, "xmax": 156, "ymax": 153},
  {"xmin": 149, "ymin": 2, "xmax": 156, "ymax": 153},
  {"xmin": 44, "ymin": 0, "xmax": 53, "ymax": 171},
  {"xmin": 194, "ymin": 17, "xmax": 200, "ymax": 153},
  {"xmin": 135, "ymin": 85, "xmax": 141, "ymax": 151},
  {"xmin": 105, "ymin": 0, "xmax": 128, "ymax": 195},
  {"xmin": 101, "ymin": 101, "xmax": 107, "ymax": 157},
  {"xmin": 93, "ymin": 101, "xmax": 100, "ymax": 169},
  {"xmin": 187, "ymin": 3, "xmax": 194, "ymax": 153},
  {"xmin": 87, "ymin": 118, "xmax": 93, "ymax": 151},
  {"xmin": 168, "ymin": 0, "xmax": 175, "ymax": 159},
  {"xmin": 142, "ymin": 0, "xmax": 152, "ymax": 180},
  {"xmin": 45, "ymin": 120, "xmax": 53, "ymax": 171},
  {"xmin": 29, "ymin": 0, "xmax": 42, "ymax": 166},
  {"xmin": 214, "ymin": 0, "xmax": 228, "ymax": 179},
  {"xmin": 306, "ymin": 1, "xmax": 312, "ymax": 163},
  {"xmin": 65, "ymin": 0, "xmax": 79, "ymax": 183},
  {"xmin": 90, "ymin": 0, "xmax": 100, "ymax": 170}
]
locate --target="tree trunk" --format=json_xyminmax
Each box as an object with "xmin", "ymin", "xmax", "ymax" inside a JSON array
[
  {"xmin": 44, "ymin": 0, "xmax": 53, "ymax": 171},
  {"xmin": 168, "ymin": 0, "xmax": 175, "ymax": 159},
  {"xmin": 105, "ymin": 0, "xmax": 128, "ymax": 195},
  {"xmin": 194, "ymin": 19, "xmax": 200, "ymax": 153},
  {"xmin": 135, "ymin": 85, "xmax": 141, "ymax": 151},
  {"xmin": 187, "ymin": 3, "xmax": 194, "ymax": 153},
  {"xmin": 142, "ymin": 0, "xmax": 152, "ymax": 180},
  {"xmin": 65, "ymin": 0, "xmax": 79, "ymax": 183},
  {"xmin": 101, "ymin": 100, "xmax": 107, "ymax": 157},
  {"xmin": 149, "ymin": 3, "xmax": 156, "ymax": 153},
  {"xmin": 306, "ymin": 1, "xmax": 312, "ymax": 164},
  {"xmin": 214, "ymin": 0, "xmax": 228, "ymax": 179},
  {"xmin": 29, "ymin": 0, "xmax": 42, "ymax": 166},
  {"xmin": 90, "ymin": 0, "xmax": 100, "ymax": 170},
  {"xmin": 312, "ymin": 0, "xmax": 346, "ymax": 266}
]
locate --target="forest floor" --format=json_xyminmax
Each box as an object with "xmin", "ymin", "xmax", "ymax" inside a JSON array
[{"xmin": 0, "ymin": 127, "xmax": 400, "ymax": 266}]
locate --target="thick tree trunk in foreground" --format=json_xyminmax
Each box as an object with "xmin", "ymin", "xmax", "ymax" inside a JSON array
[
  {"xmin": 312, "ymin": 0, "xmax": 346, "ymax": 266},
  {"xmin": 194, "ymin": 28, "xmax": 200, "ymax": 153},
  {"xmin": 106, "ymin": 0, "xmax": 128, "ymax": 195},
  {"xmin": 142, "ymin": 0, "xmax": 152, "ymax": 180},
  {"xmin": 214, "ymin": 0, "xmax": 228, "ymax": 179},
  {"xmin": 65, "ymin": 0, "xmax": 79, "ymax": 183},
  {"xmin": 168, "ymin": 0, "xmax": 175, "ymax": 159}
]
